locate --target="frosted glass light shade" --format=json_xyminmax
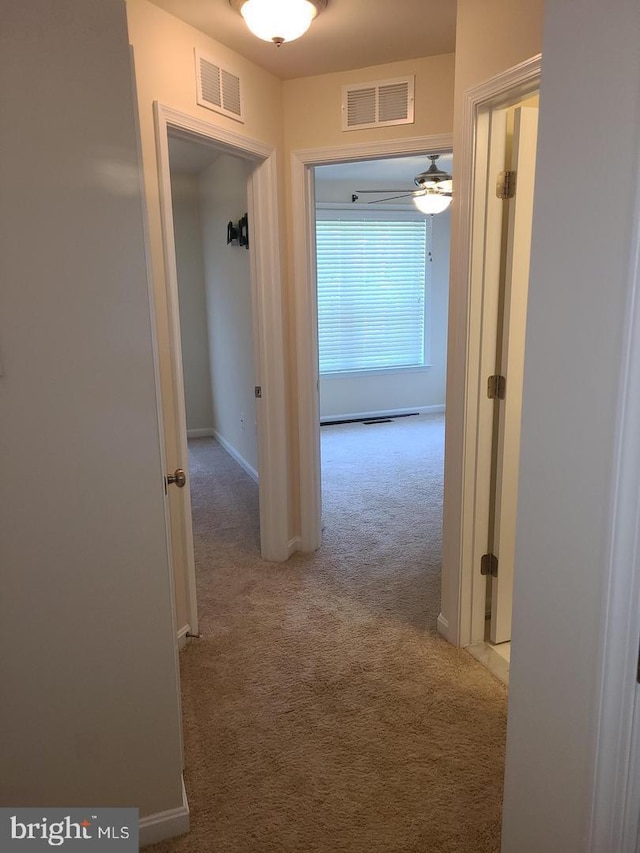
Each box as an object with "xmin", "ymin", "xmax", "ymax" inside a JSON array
[
  {"xmin": 413, "ymin": 191, "xmax": 453, "ymax": 215},
  {"xmin": 239, "ymin": 0, "xmax": 318, "ymax": 44}
]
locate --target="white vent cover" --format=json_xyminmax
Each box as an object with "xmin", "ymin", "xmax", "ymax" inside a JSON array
[
  {"xmin": 195, "ymin": 50, "xmax": 244, "ymax": 123},
  {"xmin": 342, "ymin": 76, "xmax": 415, "ymax": 131}
]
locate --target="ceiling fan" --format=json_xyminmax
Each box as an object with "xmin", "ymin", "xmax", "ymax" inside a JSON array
[{"xmin": 351, "ymin": 154, "xmax": 453, "ymax": 214}]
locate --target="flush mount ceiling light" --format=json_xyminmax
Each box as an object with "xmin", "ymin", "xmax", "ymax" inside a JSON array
[{"xmin": 229, "ymin": 0, "xmax": 327, "ymax": 46}]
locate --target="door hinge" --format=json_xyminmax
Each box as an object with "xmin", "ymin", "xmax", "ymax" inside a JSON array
[
  {"xmin": 481, "ymin": 553, "xmax": 499, "ymax": 577},
  {"xmin": 496, "ymin": 170, "xmax": 517, "ymax": 200},
  {"xmin": 487, "ymin": 374, "xmax": 506, "ymax": 400}
]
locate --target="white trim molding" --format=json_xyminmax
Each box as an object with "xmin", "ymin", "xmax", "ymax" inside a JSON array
[
  {"xmin": 213, "ymin": 429, "xmax": 259, "ymax": 483},
  {"xmin": 177, "ymin": 624, "xmax": 191, "ymax": 649},
  {"xmin": 245, "ymin": 143, "xmax": 290, "ymax": 560},
  {"xmin": 439, "ymin": 55, "xmax": 541, "ymax": 649},
  {"xmin": 320, "ymin": 405, "xmax": 444, "ymax": 424},
  {"xmin": 293, "ymin": 134, "xmax": 454, "ymax": 165},
  {"xmin": 287, "ymin": 536, "xmax": 302, "ymax": 558},
  {"xmin": 156, "ymin": 104, "xmax": 273, "ymax": 161},
  {"xmin": 139, "ymin": 776, "xmax": 190, "ymax": 847},
  {"xmin": 436, "ymin": 613, "xmax": 453, "ymax": 644},
  {"xmin": 186, "ymin": 428, "xmax": 215, "ymax": 439},
  {"xmin": 291, "ymin": 134, "xmax": 453, "ymax": 553}
]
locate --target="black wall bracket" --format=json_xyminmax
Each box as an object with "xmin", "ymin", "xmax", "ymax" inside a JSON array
[{"xmin": 227, "ymin": 213, "xmax": 249, "ymax": 249}]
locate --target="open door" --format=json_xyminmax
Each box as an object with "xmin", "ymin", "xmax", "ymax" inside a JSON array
[
  {"xmin": 489, "ymin": 106, "xmax": 539, "ymax": 644},
  {"xmin": 0, "ymin": 0, "xmax": 185, "ymax": 817}
]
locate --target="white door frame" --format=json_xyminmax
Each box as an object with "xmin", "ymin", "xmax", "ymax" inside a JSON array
[
  {"xmin": 291, "ymin": 133, "xmax": 453, "ymax": 552},
  {"xmin": 154, "ymin": 103, "xmax": 290, "ymax": 636},
  {"xmin": 445, "ymin": 56, "xmax": 541, "ymax": 649}
]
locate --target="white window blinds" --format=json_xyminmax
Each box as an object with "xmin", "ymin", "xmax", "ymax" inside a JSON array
[{"xmin": 316, "ymin": 218, "xmax": 430, "ymax": 373}]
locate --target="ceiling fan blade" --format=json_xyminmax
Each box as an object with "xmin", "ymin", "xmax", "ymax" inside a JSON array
[{"xmin": 366, "ymin": 192, "xmax": 416, "ymax": 204}]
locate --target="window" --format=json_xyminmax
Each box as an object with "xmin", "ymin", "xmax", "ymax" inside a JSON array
[{"xmin": 315, "ymin": 215, "xmax": 431, "ymax": 374}]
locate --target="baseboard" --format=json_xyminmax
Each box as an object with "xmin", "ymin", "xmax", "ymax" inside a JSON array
[
  {"xmin": 287, "ymin": 536, "xmax": 302, "ymax": 557},
  {"xmin": 139, "ymin": 775, "xmax": 189, "ymax": 847},
  {"xmin": 186, "ymin": 428, "xmax": 214, "ymax": 438},
  {"xmin": 177, "ymin": 624, "xmax": 191, "ymax": 650},
  {"xmin": 320, "ymin": 404, "xmax": 445, "ymax": 424},
  {"xmin": 437, "ymin": 612, "xmax": 455, "ymax": 645},
  {"xmin": 213, "ymin": 430, "xmax": 259, "ymax": 482}
]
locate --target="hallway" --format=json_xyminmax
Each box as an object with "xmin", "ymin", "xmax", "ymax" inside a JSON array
[{"xmin": 150, "ymin": 415, "xmax": 507, "ymax": 853}]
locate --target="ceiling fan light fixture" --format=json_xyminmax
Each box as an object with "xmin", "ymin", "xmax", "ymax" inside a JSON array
[
  {"xmin": 230, "ymin": 0, "xmax": 325, "ymax": 45},
  {"xmin": 413, "ymin": 191, "xmax": 453, "ymax": 215}
]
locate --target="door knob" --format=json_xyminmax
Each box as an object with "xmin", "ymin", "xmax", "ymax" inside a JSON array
[{"xmin": 166, "ymin": 468, "xmax": 187, "ymax": 488}]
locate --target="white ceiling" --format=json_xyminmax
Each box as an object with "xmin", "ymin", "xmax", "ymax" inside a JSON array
[
  {"xmin": 168, "ymin": 134, "xmax": 222, "ymax": 173},
  {"xmin": 147, "ymin": 0, "xmax": 457, "ymax": 80},
  {"xmin": 316, "ymin": 153, "xmax": 453, "ymax": 186}
]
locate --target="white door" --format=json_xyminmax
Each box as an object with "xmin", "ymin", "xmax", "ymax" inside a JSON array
[
  {"xmin": 0, "ymin": 0, "xmax": 184, "ymax": 809},
  {"xmin": 490, "ymin": 106, "xmax": 539, "ymax": 644}
]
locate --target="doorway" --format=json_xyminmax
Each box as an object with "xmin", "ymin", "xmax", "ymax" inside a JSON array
[
  {"xmin": 466, "ymin": 97, "xmax": 539, "ymax": 682},
  {"xmin": 311, "ymin": 155, "xmax": 450, "ymax": 572},
  {"xmin": 313, "ymin": 156, "xmax": 450, "ymax": 425},
  {"xmin": 440, "ymin": 57, "xmax": 542, "ymax": 682},
  {"xmin": 291, "ymin": 133, "xmax": 454, "ymax": 554},
  {"xmin": 154, "ymin": 104, "xmax": 290, "ymax": 642},
  {"xmin": 167, "ymin": 135, "xmax": 261, "ymax": 630}
]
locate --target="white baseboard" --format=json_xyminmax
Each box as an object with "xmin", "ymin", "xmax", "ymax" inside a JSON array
[
  {"xmin": 139, "ymin": 775, "xmax": 189, "ymax": 847},
  {"xmin": 177, "ymin": 624, "xmax": 191, "ymax": 649},
  {"xmin": 213, "ymin": 430, "xmax": 259, "ymax": 482},
  {"xmin": 418, "ymin": 404, "xmax": 446, "ymax": 415},
  {"xmin": 187, "ymin": 427, "xmax": 214, "ymax": 438},
  {"xmin": 437, "ymin": 612, "xmax": 455, "ymax": 645},
  {"xmin": 287, "ymin": 536, "xmax": 302, "ymax": 557},
  {"xmin": 320, "ymin": 405, "xmax": 445, "ymax": 424}
]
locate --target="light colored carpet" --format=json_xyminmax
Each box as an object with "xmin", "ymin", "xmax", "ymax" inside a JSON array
[{"xmin": 147, "ymin": 414, "xmax": 507, "ymax": 853}]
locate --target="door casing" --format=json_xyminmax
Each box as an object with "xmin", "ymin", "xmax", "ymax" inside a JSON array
[
  {"xmin": 154, "ymin": 103, "xmax": 290, "ymax": 639},
  {"xmin": 438, "ymin": 56, "xmax": 541, "ymax": 649}
]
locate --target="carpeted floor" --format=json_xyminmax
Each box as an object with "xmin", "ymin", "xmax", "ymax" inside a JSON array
[{"xmin": 147, "ymin": 414, "xmax": 507, "ymax": 853}]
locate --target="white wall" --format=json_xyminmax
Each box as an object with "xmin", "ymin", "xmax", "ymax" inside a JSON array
[
  {"xmin": 0, "ymin": 0, "xmax": 184, "ymax": 823},
  {"xmin": 314, "ymin": 178, "xmax": 449, "ymax": 419},
  {"xmin": 282, "ymin": 54, "xmax": 455, "ymax": 153},
  {"xmin": 170, "ymin": 170, "xmax": 214, "ymax": 434},
  {"xmin": 199, "ymin": 154, "xmax": 259, "ymax": 475},
  {"xmin": 501, "ymin": 1, "xmax": 640, "ymax": 849},
  {"xmin": 282, "ymin": 54, "xmax": 455, "ymax": 531}
]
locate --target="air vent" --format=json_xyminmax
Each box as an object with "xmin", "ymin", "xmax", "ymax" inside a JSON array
[
  {"xmin": 342, "ymin": 76, "xmax": 414, "ymax": 131},
  {"xmin": 195, "ymin": 50, "xmax": 244, "ymax": 123}
]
